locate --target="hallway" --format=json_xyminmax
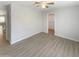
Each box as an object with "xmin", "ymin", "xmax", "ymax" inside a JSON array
[{"xmin": 0, "ymin": 26, "xmax": 8, "ymax": 46}]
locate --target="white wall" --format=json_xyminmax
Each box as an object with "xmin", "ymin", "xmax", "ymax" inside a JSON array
[
  {"xmin": 43, "ymin": 6, "xmax": 79, "ymax": 42},
  {"xmin": 55, "ymin": 6, "xmax": 79, "ymax": 42},
  {"xmin": 42, "ymin": 12, "xmax": 47, "ymax": 33},
  {"xmin": 10, "ymin": 4, "xmax": 43, "ymax": 44},
  {"xmin": 0, "ymin": 6, "xmax": 7, "ymax": 15},
  {"xmin": 0, "ymin": 10, "xmax": 6, "ymax": 15},
  {"xmin": 6, "ymin": 5, "xmax": 11, "ymax": 42}
]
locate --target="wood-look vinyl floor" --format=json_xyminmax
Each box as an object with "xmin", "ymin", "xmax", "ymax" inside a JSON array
[{"xmin": 0, "ymin": 32, "xmax": 79, "ymax": 57}]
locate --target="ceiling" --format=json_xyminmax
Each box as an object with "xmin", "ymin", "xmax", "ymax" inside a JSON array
[
  {"xmin": 54, "ymin": 1, "xmax": 79, "ymax": 7},
  {"xmin": 0, "ymin": 1, "xmax": 79, "ymax": 10}
]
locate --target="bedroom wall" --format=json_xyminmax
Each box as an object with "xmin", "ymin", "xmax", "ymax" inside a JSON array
[
  {"xmin": 10, "ymin": 3, "xmax": 43, "ymax": 44},
  {"xmin": 55, "ymin": 6, "xmax": 79, "ymax": 42}
]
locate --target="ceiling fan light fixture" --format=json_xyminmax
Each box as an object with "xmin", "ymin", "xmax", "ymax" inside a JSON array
[
  {"xmin": 41, "ymin": 4, "xmax": 46, "ymax": 8},
  {"xmin": 34, "ymin": 1, "xmax": 54, "ymax": 8},
  {"xmin": 41, "ymin": 3, "xmax": 48, "ymax": 8}
]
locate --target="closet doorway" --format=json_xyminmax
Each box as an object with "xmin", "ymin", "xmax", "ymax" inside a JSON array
[{"xmin": 47, "ymin": 13, "xmax": 55, "ymax": 35}]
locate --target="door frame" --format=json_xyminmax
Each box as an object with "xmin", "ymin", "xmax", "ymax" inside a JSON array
[{"xmin": 47, "ymin": 12, "xmax": 55, "ymax": 34}]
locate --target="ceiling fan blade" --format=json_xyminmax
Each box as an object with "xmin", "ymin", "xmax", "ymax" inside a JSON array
[
  {"xmin": 36, "ymin": 5, "xmax": 40, "ymax": 7},
  {"xmin": 34, "ymin": 2, "xmax": 40, "ymax": 4},
  {"xmin": 34, "ymin": 1, "xmax": 54, "ymax": 8},
  {"xmin": 47, "ymin": 2, "xmax": 54, "ymax": 5},
  {"xmin": 46, "ymin": 6, "xmax": 48, "ymax": 8}
]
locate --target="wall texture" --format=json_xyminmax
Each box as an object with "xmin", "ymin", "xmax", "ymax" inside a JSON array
[{"xmin": 10, "ymin": 4, "xmax": 43, "ymax": 44}]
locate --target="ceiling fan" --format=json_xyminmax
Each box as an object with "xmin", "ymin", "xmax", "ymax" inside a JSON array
[{"xmin": 34, "ymin": 1, "xmax": 54, "ymax": 8}]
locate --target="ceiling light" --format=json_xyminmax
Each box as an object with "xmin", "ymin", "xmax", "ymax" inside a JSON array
[
  {"xmin": 42, "ymin": 4, "xmax": 46, "ymax": 8},
  {"xmin": 34, "ymin": 1, "xmax": 54, "ymax": 8}
]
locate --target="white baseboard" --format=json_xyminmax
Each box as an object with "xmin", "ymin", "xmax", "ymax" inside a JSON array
[
  {"xmin": 55, "ymin": 33, "xmax": 79, "ymax": 42},
  {"xmin": 11, "ymin": 32, "xmax": 41, "ymax": 45}
]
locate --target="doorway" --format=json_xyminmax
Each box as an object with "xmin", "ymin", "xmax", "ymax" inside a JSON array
[
  {"xmin": 47, "ymin": 13, "xmax": 55, "ymax": 35},
  {"xmin": 0, "ymin": 15, "xmax": 8, "ymax": 45}
]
